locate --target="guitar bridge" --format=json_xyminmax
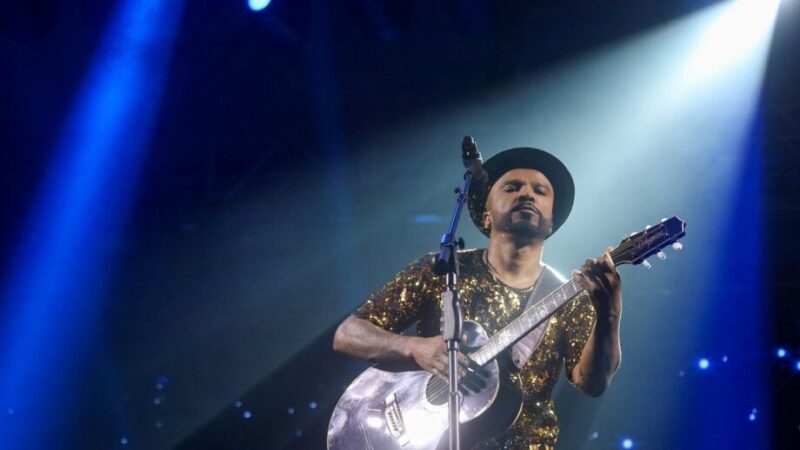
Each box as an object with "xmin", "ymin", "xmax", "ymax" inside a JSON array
[{"xmin": 384, "ymin": 393, "xmax": 409, "ymax": 446}]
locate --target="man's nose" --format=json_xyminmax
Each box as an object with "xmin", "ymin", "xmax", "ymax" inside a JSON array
[{"xmin": 518, "ymin": 185, "xmax": 536, "ymax": 199}]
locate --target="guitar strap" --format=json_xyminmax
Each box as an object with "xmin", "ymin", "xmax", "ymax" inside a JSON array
[{"xmin": 510, "ymin": 265, "xmax": 566, "ymax": 370}]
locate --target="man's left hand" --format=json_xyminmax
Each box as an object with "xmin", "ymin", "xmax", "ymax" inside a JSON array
[{"xmin": 573, "ymin": 247, "xmax": 622, "ymax": 321}]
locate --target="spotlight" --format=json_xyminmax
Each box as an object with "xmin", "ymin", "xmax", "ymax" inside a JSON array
[
  {"xmin": 248, "ymin": 0, "xmax": 271, "ymax": 11},
  {"xmin": 698, "ymin": 358, "xmax": 710, "ymax": 370},
  {"xmin": 682, "ymin": 0, "xmax": 781, "ymax": 85},
  {"xmin": 777, "ymin": 347, "xmax": 787, "ymax": 358},
  {"xmin": 622, "ymin": 438, "xmax": 634, "ymax": 449}
]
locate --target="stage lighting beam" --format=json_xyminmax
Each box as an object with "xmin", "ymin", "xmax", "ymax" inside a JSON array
[
  {"xmin": 248, "ymin": 0, "xmax": 272, "ymax": 12},
  {"xmin": 0, "ymin": 0, "xmax": 184, "ymax": 447}
]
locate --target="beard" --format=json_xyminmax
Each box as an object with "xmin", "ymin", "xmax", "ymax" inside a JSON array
[{"xmin": 495, "ymin": 210, "xmax": 554, "ymax": 240}]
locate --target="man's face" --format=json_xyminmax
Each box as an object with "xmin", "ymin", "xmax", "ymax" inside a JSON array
[{"xmin": 483, "ymin": 168, "xmax": 555, "ymax": 240}]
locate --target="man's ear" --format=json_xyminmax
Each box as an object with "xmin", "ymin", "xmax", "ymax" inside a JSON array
[
  {"xmin": 483, "ymin": 212, "xmax": 492, "ymax": 230},
  {"xmin": 545, "ymin": 214, "xmax": 555, "ymax": 236}
]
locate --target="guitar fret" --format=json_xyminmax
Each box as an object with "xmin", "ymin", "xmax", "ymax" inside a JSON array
[
  {"xmin": 473, "ymin": 348, "xmax": 486, "ymax": 366},
  {"xmin": 472, "ymin": 278, "xmax": 592, "ymax": 367}
]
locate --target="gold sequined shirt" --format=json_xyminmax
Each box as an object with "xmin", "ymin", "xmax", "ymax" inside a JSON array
[{"xmin": 354, "ymin": 249, "xmax": 596, "ymax": 450}]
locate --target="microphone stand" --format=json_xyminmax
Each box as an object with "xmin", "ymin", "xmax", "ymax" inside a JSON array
[{"xmin": 433, "ymin": 165, "xmax": 476, "ymax": 450}]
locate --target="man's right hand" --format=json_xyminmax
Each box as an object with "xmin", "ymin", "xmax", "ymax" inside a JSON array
[
  {"xmin": 406, "ymin": 336, "xmax": 487, "ymax": 393},
  {"xmin": 332, "ymin": 317, "xmax": 487, "ymax": 393}
]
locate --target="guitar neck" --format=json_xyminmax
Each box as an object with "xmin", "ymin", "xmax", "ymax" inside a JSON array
[
  {"xmin": 467, "ymin": 216, "xmax": 687, "ymax": 367},
  {"xmin": 470, "ymin": 278, "xmax": 585, "ymax": 367}
]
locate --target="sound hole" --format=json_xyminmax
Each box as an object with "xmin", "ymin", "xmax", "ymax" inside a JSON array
[{"xmin": 424, "ymin": 376, "xmax": 449, "ymax": 406}]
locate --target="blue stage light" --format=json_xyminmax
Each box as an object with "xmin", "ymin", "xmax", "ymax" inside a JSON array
[
  {"xmin": 777, "ymin": 348, "xmax": 787, "ymax": 358},
  {"xmin": 0, "ymin": 1, "xmax": 184, "ymax": 447},
  {"xmin": 622, "ymin": 438, "xmax": 634, "ymax": 449},
  {"xmin": 795, "ymin": 361, "xmax": 800, "ymax": 372},
  {"xmin": 698, "ymin": 358, "xmax": 710, "ymax": 370},
  {"xmin": 248, "ymin": 0, "xmax": 271, "ymax": 11}
]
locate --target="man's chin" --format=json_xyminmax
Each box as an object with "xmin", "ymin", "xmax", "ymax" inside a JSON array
[{"xmin": 508, "ymin": 222, "xmax": 547, "ymax": 240}]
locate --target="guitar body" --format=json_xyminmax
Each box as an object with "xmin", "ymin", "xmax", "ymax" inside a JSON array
[{"xmin": 327, "ymin": 321, "xmax": 523, "ymax": 450}]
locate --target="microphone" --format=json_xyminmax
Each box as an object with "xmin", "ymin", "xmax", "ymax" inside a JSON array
[
  {"xmin": 433, "ymin": 136, "xmax": 486, "ymax": 276},
  {"xmin": 461, "ymin": 135, "xmax": 488, "ymax": 185}
]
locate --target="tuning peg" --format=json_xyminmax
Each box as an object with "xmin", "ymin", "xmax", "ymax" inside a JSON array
[
  {"xmin": 672, "ymin": 242, "xmax": 683, "ymax": 251},
  {"xmin": 657, "ymin": 251, "xmax": 667, "ymax": 260},
  {"xmin": 642, "ymin": 259, "xmax": 652, "ymax": 269}
]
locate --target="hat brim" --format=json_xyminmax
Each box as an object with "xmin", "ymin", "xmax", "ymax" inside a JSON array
[{"xmin": 468, "ymin": 147, "xmax": 574, "ymax": 237}]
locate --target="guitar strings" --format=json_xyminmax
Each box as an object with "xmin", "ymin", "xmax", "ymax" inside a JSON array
[
  {"xmin": 400, "ymin": 235, "xmax": 657, "ymax": 406},
  {"xmin": 423, "ymin": 238, "xmax": 647, "ymax": 401},
  {"xmin": 423, "ymin": 278, "xmax": 577, "ymax": 402}
]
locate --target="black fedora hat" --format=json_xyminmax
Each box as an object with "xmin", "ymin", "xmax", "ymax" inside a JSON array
[{"xmin": 467, "ymin": 147, "xmax": 575, "ymax": 237}]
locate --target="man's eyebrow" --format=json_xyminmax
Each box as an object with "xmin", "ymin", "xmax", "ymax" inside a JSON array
[{"xmin": 503, "ymin": 178, "xmax": 549, "ymax": 189}]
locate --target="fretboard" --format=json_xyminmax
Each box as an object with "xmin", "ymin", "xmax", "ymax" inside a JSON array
[
  {"xmin": 470, "ymin": 278, "xmax": 585, "ymax": 366},
  {"xmin": 466, "ymin": 217, "xmax": 686, "ymax": 367}
]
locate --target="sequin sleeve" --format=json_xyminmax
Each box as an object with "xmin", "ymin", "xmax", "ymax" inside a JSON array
[
  {"xmin": 558, "ymin": 290, "xmax": 596, "ymax": 385},
  {"xmin": 352, "ymin": 254, "xmax": 436, "ymax": 334}
]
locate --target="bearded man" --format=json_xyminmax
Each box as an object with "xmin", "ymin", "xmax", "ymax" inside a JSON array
[{"xmin": 333, "ymin": 147, "xmax": 622, "ymax": 449}]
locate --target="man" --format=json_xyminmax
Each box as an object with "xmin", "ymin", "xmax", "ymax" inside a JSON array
[{"xmin": 333, "ymin": 147, "xmax": 622, "ymax": 449}]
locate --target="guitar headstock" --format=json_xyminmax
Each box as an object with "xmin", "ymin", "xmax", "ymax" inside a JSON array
[{"xmin": 611, "ymin": 216, "xmax": 687, "ymax": 267}]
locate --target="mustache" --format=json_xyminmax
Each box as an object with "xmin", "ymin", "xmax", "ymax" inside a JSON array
[{"xmin": 511, "ymin": 202, "xmax": 542, "ymax": 214}]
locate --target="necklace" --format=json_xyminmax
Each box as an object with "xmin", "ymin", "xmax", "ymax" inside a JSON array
[{"xmin": 482, "ymin": 249, "xmax": 537, "ymax": 293}]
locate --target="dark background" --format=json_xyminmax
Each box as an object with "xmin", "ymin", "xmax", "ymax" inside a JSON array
[{"xmin": 1, "ymin": 0, "xmax": 798, "ymax": 449}]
